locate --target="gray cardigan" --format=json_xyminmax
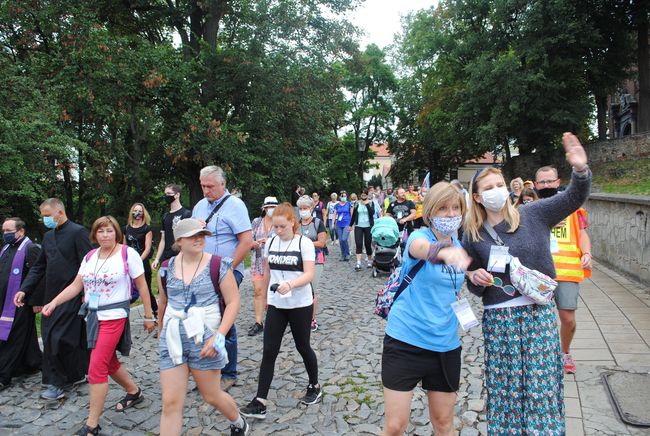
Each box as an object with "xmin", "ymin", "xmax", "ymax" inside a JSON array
[{"xmin": 462, "ymin": 169, "xmax": 591, "ymax": 306}]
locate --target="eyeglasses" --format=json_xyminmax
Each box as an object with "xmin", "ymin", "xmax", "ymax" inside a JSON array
[{"xmin": 536, "ymin": 179, "xmax": 558, "ymax": 186}]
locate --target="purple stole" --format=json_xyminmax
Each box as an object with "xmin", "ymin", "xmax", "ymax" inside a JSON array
[{"xmin": 0, "ymin": 237, "xmax": 32, "ymax": 341}]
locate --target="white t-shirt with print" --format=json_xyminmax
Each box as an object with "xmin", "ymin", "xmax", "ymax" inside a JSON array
[
  {"xmin": 79, "ymin": 246, "xmax": 145, "ymax": 320},
  {"xmin": 264, "ymin": 234, "xmax": 315, "ymax": 309}
]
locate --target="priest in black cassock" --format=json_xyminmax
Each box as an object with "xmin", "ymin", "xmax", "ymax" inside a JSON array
[
  {"xmin": 15, "ymin": 198, "xmax": 92, "ymax": 400},
  {"xmin": 0, "ymin": 217, "xmax": 44, "ymax": 390}
]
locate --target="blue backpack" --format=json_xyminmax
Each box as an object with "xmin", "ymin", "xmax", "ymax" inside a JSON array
[{"xmin": 374, "ymin": 260, "xmax": 425, "ymax": 319}]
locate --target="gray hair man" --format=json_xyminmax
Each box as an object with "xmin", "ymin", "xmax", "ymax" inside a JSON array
[{"xmin": 192, "ymin": 166, "xmax": 253, "ymax": 391}]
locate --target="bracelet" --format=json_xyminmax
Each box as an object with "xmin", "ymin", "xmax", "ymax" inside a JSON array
[
  {"xmin": 427, "ymin": 240, "xmax": 452, "ymax": 263},
  {"xmin": 287, "ymin": 281, "xmax": 293, "ymax": 290},
  {"xmin": 573, "ymin": 164, "xmax": 589, "ymax": 174}
]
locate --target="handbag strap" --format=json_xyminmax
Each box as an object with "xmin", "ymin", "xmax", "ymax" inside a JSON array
[
  {"xmin": 391, "ymin": 260, "xmax": 426, "ymax": 307},
  {"xmin": 482, "ymin": 222, "xmax": 505, "ymax": 246},
  {"xmin": 205, "ymin": 195, "xmax": 231, "ymax": 225}
]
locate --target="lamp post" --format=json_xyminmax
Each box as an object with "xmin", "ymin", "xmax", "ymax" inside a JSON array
[{"xmin": 357, "ymin": 137, "xmax": 367, "ymax": 183}]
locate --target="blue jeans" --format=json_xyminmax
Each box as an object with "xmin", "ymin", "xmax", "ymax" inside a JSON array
[
  {"xmin": 222, "ymin": 269, "xmax": 243, "ymax": 380},
  {"xmin": 327, "ymin": 219, "xmax": 336, "ymax": 242},
  {"xmin": 336, "ymin": 226, "xmax": 350, "ymax": 257}
]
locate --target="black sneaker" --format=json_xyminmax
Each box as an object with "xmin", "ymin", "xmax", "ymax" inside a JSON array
[
  {"xmin": 301, "ymin": 384, "xmax": 322, "ymax": 405},
  {"xmin": 247, "ymin": 322, "xmax": 264, "ymax": 336},
  {"xmin": 240, "ymin": 398, "xmax": 267, "ymax": 419},
  {"xmin": 230, "ymin": 415, "xmax": 249, "ymax": 435}
]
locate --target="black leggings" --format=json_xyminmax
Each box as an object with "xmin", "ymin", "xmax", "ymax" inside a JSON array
[
  {"xmin": 354, "ymin": 226, "xmax": 373, "ymax": 256},
  {"xmin": 256, "ymin": 305, "xmax": 318, "ymax": 399}
]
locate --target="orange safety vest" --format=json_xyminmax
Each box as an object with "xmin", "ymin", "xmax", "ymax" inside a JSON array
[{"xmin": 550, "ymin": 208, "xmax": 592, "ymax": 282}]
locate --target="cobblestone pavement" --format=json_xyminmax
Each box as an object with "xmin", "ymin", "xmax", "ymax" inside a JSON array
[{"xmin": 0, "ymin": 242, "xmax": 648, "ymax": 435}]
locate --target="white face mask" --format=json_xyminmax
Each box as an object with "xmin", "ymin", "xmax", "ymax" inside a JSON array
[
  {"xmin": 480, "ymin": 187, "xmax": 509, "ymax": 212},
  {"xmin": 299, "ymin": 210, "xmax": 311, "ymax": 219},
  {"xmin": 266, "ymin": 207, "xmax": 275, "ymax": 217}
]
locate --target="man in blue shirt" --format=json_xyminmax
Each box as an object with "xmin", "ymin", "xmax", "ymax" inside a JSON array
[{"xmin": 193, "ymin": 165, "xmax": 253, "ymax": 391}]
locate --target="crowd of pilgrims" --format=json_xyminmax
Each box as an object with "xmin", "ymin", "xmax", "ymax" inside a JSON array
[{"xmin": 0, "ymin": 133, "xmax": 593, "ymax": 436}]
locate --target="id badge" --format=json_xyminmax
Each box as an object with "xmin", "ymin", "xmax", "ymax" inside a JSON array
[
  {"xmin": 182, "ymin": 313, "xmax": 204, "ymax": 340},
  {"xmin": 550, "ymin": 237, "xmax": 560, "ymax": 254},
  {"xmin": 88, "ymin": 292, "xmax": 100, "ymax": 310},
  {"xmin": 487, "ymin": 245, "xmax": 509, "ymax": 273},
  {"xmin": 451, "ymin": 298, "xmax": 479, "ymax": 331},
  {"xmin": 338, "ymin": 215, "xmax": 343, "ymax": 222}
]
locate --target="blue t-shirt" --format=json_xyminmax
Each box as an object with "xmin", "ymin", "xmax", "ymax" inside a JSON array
[
  {"xmin": 334, "ymin": 202, "xmax": 352, "ymax": 227},
  {"xmin": 192, "ymin": 191, "xmax": 252, "ymax": 276},
  {"xmin": 385, "ymin": 228, "xmax": 464, "ymax": 352}
]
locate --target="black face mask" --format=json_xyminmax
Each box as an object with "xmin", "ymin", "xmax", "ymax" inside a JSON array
[
  {"xmin": 537, "ymin": 187, "xmax": 558, "ymax": 199},
  {"xmin": 164, "ymin": 194, "xmax": 176, "ymax": 204}
]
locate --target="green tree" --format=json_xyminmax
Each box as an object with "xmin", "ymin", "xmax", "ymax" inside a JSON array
[{"xmin": 340, "ymin": 44, "xmax": 397, "ymax": 180}]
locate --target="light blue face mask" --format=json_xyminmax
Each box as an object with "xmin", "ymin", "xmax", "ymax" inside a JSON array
[{"xmin": 43, "ymin": 216, "xmax": 58, "ymax": 229}]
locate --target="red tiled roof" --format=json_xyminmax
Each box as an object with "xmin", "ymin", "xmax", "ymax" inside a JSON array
[
  {"xmin": 465, "ymin": 152, "xmax": 501, "ymax": 164},
  {"xmin": 370, "ymin": 143, "xmax": 391, "ymax": 158}
]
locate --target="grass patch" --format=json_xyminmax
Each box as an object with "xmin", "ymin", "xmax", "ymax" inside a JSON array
[{"xmin": 592, "ymin": 158, "xmax": 650, "ymax": 196}]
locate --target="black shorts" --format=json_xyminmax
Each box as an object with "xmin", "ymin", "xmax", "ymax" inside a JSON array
[{"xmin": 381, "ymin": 335, "xmax": 461, "ymax": 392}]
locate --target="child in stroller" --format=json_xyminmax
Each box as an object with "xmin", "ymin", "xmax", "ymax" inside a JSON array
[{"xmin": 370, "ymin": 217, "xmax": 402, "ymax": 277}]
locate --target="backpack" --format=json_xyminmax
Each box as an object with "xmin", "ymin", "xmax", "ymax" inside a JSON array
[
  {"xmin": 374, "ymin": 260, "xmax": 425, "ymax": 319},
  {"xmin": 160, "ymin": 255, "xmax": 225, "ymax": 320},
  {"xmin": 85, "ymin": 245, "xmax": 139, "ymax": 302}
]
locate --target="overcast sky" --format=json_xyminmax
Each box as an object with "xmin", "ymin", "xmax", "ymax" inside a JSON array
[{"xmin": 349, "ymin": 0, "xmax": 438, "ymax": 49}]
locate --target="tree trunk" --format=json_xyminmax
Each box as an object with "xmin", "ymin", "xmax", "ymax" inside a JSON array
[
  {"xmin": 636, "ymin": 0, "xmax": 650, "ymax": 132},
  {"xmin": 77, "ymin": 147, "xmax": 85, "ymax": 224},
  {"xmin": 595, "ymin": 95, "xmax": 609, "ymax": 139},
  {"xmin": 62, "ymin": 163, "xmax": 75, "ymax": 218}
]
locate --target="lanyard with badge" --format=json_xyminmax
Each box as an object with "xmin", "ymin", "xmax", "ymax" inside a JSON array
[
  {"xmin": 444, "ymin": 263, "xmax": 480, "ymax": 331},
  {"xmin": 429, "ymin": 233, "xmax": 479, "ymax": 330},
  {"xmin": 180, "ymin": 253, "xmax": 205, "ymax": 340},
  {"xmin": 483, "ymin": 222, "xmax": 510, "ymax": 273}
]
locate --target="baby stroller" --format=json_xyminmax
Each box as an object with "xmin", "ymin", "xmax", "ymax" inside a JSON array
[{"xmin": 370, "ymin": 217, "xmax": 402, "ymax": 277}]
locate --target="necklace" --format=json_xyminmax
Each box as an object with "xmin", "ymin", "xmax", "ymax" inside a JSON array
[
  {"xmin": 181, "ymin": 252, "xmax": 204, "ymax": 312},
  {"xmin": 275, "ymin": 235, "xmax": 296, "ymax": 281},
  {"xmin": 93, "ymin": 244, "xmax": 117, "ymax": 291}
]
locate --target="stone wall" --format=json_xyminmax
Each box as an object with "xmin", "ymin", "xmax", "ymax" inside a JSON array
[
  {"xmin": 585, "ymin": 193, "xmax": 650, "ymax": 284},
  {"xmin": 503, "ymin": 132, "xmax": 650, "ymax": 181}
]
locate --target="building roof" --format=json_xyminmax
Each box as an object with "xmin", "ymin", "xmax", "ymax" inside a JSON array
[
  {"xmin": 370, "ymin": 143, "xmax": 391, "ymax": 158},
  {"xmin": 464, "ymin": 152, "xmax": 501, "ymax": 165}
]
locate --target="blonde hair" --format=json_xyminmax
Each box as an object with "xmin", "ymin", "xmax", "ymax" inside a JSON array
[
  {"xmin": 509, "ymin": 177, "xmax": 524, "ymax": 191},
  {"xmin": 465, "ymin": 168, "xmax": 520, "ymax": 242},
  {"xmin": 422, "ymin": 182, "xmax": 466, "ymax": 228},
  {"xmin": 127, "ymin": 202, "xmax": 151, "ymax": 226}
]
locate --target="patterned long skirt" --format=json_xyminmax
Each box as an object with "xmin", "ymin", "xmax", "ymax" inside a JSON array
[{"xmin": 483, "ymin": 303, "xmax": 564, "ymax": 435}]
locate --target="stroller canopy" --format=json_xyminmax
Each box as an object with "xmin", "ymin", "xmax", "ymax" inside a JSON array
[{"xmin": 371, "ymin": 217, "xmax": 400, "ymax": 247}]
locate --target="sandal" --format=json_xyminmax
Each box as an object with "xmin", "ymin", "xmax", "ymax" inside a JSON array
[
  {"xmin": 74, "ymin": 423, "xmax": 101, "ymax": 435},
  {"xmin": 115, "ymin": 387, "xmax": 144, "ymax": 412}
]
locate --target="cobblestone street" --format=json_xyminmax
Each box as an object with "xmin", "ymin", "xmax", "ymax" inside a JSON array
[{"xmin": 0, "ymin": 243, "xmax": 649, "ymax": 435}]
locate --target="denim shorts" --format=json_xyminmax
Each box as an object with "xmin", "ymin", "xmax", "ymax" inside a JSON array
[
  {"xmin": 159, "ymin": 325, "xmax": 228, "ymax": 371},
  {"xmin": 554, "ymin": 281, "xmax": 580, "ymax": 310}
]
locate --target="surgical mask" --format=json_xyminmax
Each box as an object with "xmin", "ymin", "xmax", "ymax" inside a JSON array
[
  {"xmin": 299, "ymin": 210, "xmax": 311, "ymax": 219},
  {"xmin": 43, "ymin": 216, "xmax": 58, "ymax": 229},
  {"xmin": 266, "ymin": 207, "xmax": 275, "ymax": 217},
  {"xmin": 164, "ymin": 194, "xmax": 176, "ymax": 204},
  {"xmin": 537, "ymin": 187, "xmax": 558, "ymax": 199},
  {"xmin": 480, "ymin": 187, "xmax": 509, "ymax": 212},
  {"xmin": 340, "ymin": 196, "xmax": 347, "ymax": 202},
  {"xmin": 3, "ymin": 232, "xmax": 17, "ymax": 245},
  {"xmin": 431, "ymin": 216, "xmax": 462, "ymax": 236},
  {"xmin": 132, "ymin": 211, "xmax": 143, "ymax": 220}
]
